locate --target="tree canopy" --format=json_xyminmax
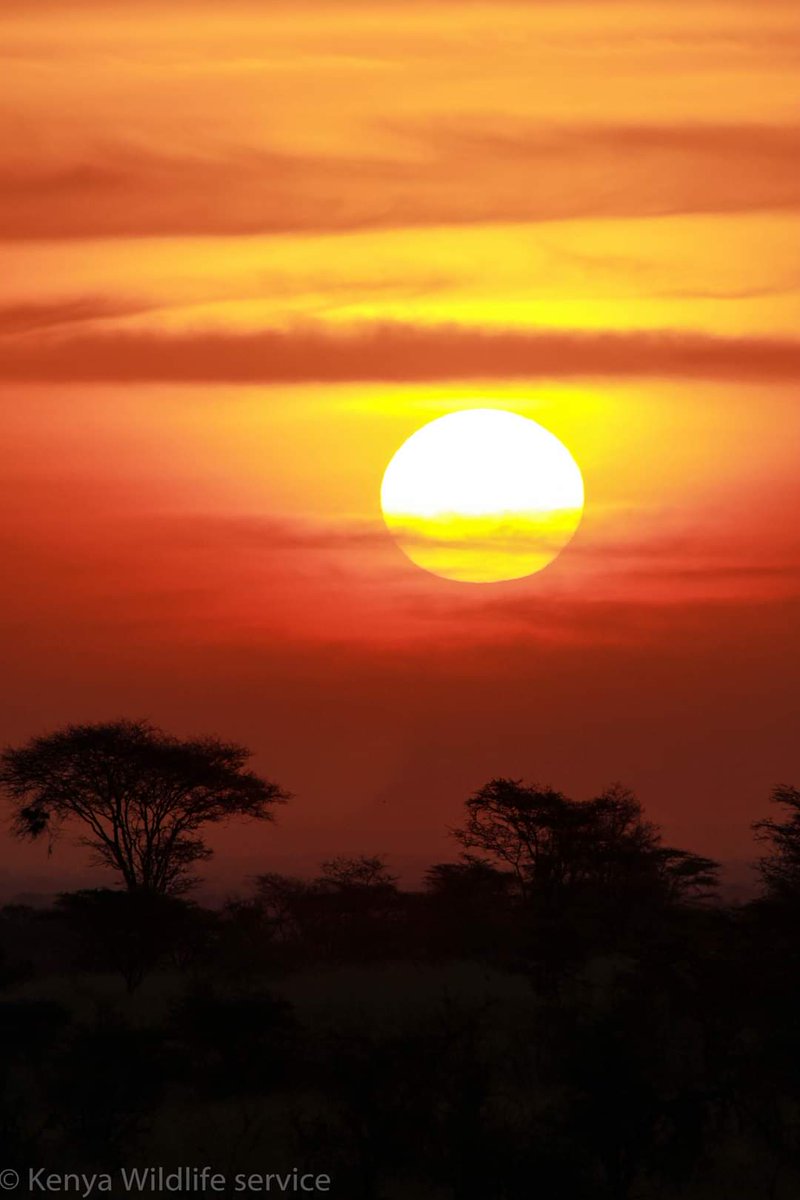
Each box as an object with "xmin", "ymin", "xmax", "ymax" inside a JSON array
[
  {"xmin": 753, "ymin": 785, "xmax": 800, "ymax": 900},
  {"xmin": 0, "ymin": 719, "xmax": 288, "ymax": 893},
  {"xmin": 452, "ymin": 778, "xmax": 718, "ymax": 905}
]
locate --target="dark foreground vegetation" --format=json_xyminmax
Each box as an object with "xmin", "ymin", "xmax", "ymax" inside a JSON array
[{"xmin": 1, "ymin": 721, "xmax": 800, "ymax": 1198}]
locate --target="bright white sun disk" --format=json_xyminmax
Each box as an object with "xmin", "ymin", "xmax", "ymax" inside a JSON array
[{"xmin": 380, "ymin": 408, "xmax": 584, "ymax": 583}]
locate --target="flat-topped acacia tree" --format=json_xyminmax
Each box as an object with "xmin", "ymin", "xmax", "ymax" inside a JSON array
[{"xmin": 0, "ymin": 719, "xmax": 289, "ymax": 894}]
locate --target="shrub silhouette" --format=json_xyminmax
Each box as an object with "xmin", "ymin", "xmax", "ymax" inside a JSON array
[
  {"xmin": 168, "ymin": 986, "xmax": 296, "ymax": 1097},
  {"xmin": 57, "ymin": 888, "xmax": 211, "ymax": 991}
]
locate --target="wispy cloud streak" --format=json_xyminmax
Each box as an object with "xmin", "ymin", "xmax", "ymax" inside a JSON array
[
  {"xmin": 3, "ymin": 321, "xmax": 800, "ymax": 383},
  {"xmin": 1, "ymin": 122, "xmax": 799, "ymax": 240}
]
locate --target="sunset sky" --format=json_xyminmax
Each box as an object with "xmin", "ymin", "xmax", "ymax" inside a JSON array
[{"xmin": 2, "ymin": 0, "xmax": 799, "ymax": 897}]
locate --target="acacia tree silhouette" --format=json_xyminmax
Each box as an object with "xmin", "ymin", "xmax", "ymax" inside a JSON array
[
  {"xmin": 318, "ymin": 854, "xmax": 398, "ymax": 890},
  {"xmin": 452, "ymin": 778, "xmax": 717, "ymax": 905},
  {"xmin": 0, "ymin": 719, "xmax": 288, "ymax": 893},
  {"xmin": 753, "ymin": 785, "xmax": 800, "ymax": 899}
]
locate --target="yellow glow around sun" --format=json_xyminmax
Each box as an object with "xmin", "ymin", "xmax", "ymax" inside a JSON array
[{"xmin": 380, "ymin": 408, "xmax": 585, "ymax": 582}]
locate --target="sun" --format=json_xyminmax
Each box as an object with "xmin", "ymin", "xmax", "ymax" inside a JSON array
[{"xmin": 380, "ymin": 408, "xmax": 584, "ymax": 583}]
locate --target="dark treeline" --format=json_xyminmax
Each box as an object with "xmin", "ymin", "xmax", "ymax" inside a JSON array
[{"xmin": 1, "ymin": 720, "xmax": 800, "ymax": 1198}]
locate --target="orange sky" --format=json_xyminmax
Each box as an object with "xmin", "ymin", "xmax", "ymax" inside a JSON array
[{"xmin": 1, "ymin": 0, "xmax": 799, "ymax": 897}]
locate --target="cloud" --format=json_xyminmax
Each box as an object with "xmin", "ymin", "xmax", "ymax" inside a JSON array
[
  {"xmin": 132, "ymin": 513, "xmax": 390, "ymax": 553},
  {"xmin": 0, "ymin": 497, "xmax": 798, "ymax": 704},
  {"xmin": 2, "ymin": 319, "xmax": 800, "ymax": 383},
  {"xmin": 0, "ymin": 297, "xmax": 151, "ymax": 335},
  {"xmin": 1, "ymin": 121, "xmax": 799, "ymax": 240}
]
